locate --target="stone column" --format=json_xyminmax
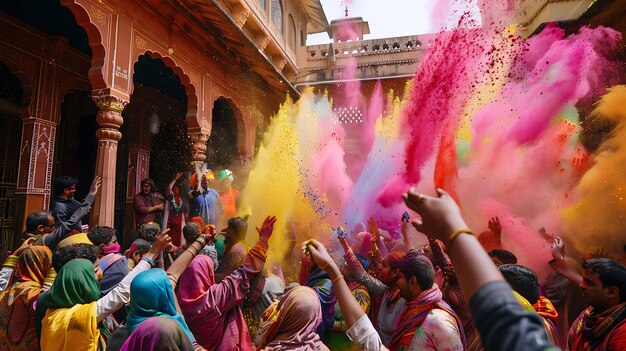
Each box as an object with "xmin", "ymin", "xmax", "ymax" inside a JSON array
[
  {"xmin": 13, "ymin": 118, "xmax": 56, "ymax": 248},
  {"xmin": 90, "ymin": 95, "xmax": 128, "ymax": 227}
]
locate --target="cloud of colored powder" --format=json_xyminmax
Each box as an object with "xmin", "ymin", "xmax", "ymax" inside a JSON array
[{"xmin": 562, "ymin": 86, "xmax": 626, "ymax": 256}]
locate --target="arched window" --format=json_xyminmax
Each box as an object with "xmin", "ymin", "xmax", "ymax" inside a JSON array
[
  {"xmin": 271, "ymin": 0, "xmax": 283, "ymax": 33},
  {"xmin": 288, "ymin": 14, "xmax": 296, "ymax": 51},
  {"xmin": 259, "ymin": 0, "xmax": 265, "ymax": 11}
]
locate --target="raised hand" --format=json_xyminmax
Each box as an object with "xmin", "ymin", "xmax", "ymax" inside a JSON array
[
  {"xmin": 551, "ymin": 236, "xmax": 565, "ymax": 261},
  {"xmin": 402, "ymin": 188, "xmax": 468, "ymax": 243},
  {"xmin": 488, "ymin": 216, "xmax": 502, "ymax": 235},
  {"xmin": 174, "ymin": 172, "xmax": 184, "ymax": 181},
  {"xmin": 89, "ymin": 176, "xmax": 102, "ymax": 196},
  {"xmin": 257, "ymin": 216, "xmax": 277, "ymax": 241},
  {"xmin": 149, "ymin": 228, "xmax": 172, "ymax": 255},
  {"xmin": 303, "ymin": 239, "xmax": 334, "ymax": 272},
  {"xmin": 338, "ymin": 234, "xmax": 350, "ymax": 253},
  {"xmin": 368, "ymin": 217, "xmax": 380, "ymax": 243}
]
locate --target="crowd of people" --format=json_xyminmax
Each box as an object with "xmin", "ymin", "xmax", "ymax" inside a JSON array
[{"xmin": 1, "ymin": 170, "xmax": 625, "ymax": 351}]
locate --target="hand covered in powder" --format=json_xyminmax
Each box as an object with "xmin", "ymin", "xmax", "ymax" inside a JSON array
[
  {"xmin": 402, "ymin": 188, "xmax": 468, "ymax": 243},
  {"xmin": 257, "ymin": 216, "xmax": 277, "ymax": 242},
  {"xmin": 303, "ymin": 239, "xmax": 335, "ymax": 272}
]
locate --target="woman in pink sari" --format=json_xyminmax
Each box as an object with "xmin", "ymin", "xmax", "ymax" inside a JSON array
[{"xmin": 177, "ymin": 216, "xmax": 276, "ymax": 351}]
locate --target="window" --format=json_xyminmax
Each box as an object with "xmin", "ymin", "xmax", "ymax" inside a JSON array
[
  {"xmin": 288, "ymin": 15, "xmax": 296, "ymax": 51},
  {"xmin": 271, "ymin": 0, "xmax": 283, "ymax": 32},
  {"xmin": 259, "ymin": 0, "xmax": 265, "ymax": 10}
]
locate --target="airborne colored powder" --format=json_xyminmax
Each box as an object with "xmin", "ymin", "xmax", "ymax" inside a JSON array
[
  {"xmin": 237, "ymin": 1, "xmax": 623, "ymax": 274},
  {"xmin": 563, "ymin": 86, "xmax": 626, "ymax": 256}
]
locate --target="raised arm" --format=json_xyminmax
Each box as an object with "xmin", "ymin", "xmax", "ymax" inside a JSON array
[
  {"xmin": 338, "ymin": 236, "xmax": 388, "ymax": 297},
  {"xmin": 192, "ymin": 216, "xmax": 275, "ymax": 313},
  {"xmin": 549, "ymin": 236, "xmax": 582, "ymax": 285},
  {"xmin": 402, "ymin": 188, "xmax": 556, "ymax": 351},
  {"xmin": 306, "ymin": 240, "xmax": 388, "ymax": 351},
  {"xmin": 45, "ymin": 177, "xmax": 100, "ymax": 250},
  {"xmin": 166, "ymin": 225, "xmax": 216, "ymax": 290},
  {"xmin": 96, "ymin": 230, "xmax": 171, "ymax": 321}
]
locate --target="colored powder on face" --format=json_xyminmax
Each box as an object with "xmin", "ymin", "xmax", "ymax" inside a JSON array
[{"xmin": 562, "ymin": 86, "xmax": 626, "ymax": 257}]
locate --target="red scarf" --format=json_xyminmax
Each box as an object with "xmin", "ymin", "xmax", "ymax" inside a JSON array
[{"xmin": 388, "ymin": 284, "xmax": 464, "ymax": 351}]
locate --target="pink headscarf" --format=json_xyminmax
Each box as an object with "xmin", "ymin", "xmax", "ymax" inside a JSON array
[
  {"xmin": 258, "ymin": 286, "xmax": 330, "ymax": 351},
  {"xmin": 178, "ymin": 255, "xmax": 253, "ymax": 350}
]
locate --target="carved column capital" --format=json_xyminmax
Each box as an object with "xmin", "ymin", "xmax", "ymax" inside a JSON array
[{"xmin": 92, "ymin": 95, "xmax": 128, "ymax": 112}]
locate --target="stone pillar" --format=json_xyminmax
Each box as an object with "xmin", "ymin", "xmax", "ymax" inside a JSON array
[
  {"xmin": 90, "ymin": 95, "xmax": 127, "ymax": 227},
  {"xmin": 13, "ymin": 118, "xmax": 56, "ymax": 248}
]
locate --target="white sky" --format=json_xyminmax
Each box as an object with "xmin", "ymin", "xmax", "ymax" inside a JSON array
[
  {"xmin": 306, "ymin": 0, "xmax": 481, "ymax": 45},
  {"xmin": 306, "ymin": 0, "xmax": 439, "ymax": 45}
]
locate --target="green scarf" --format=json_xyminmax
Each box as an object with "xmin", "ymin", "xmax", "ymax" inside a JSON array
[{"xmin": 35, "ymin": 259, "xmax": 110, "ymax": 340}]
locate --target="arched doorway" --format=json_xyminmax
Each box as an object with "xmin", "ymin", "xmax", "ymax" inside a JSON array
[
  {"xmin": 0, "ymin": 61, "xmax": 23, "ymax": 260},
  {"xmin": 54, "ymin": 91, "xmax": 98, "ymax": 200},
  {"xmin": 118, "ymin": 54, "xmax": 190, "ymax": 243},
  {"xmin": 206, "ymin": 97, "xmax": 240, "ymax": 168}
]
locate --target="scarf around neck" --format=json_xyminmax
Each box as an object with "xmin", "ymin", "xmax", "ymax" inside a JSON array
[
  {"xmin": 388, "ymin": 284, "xmax": 464, "ymax": 351},
  {"xmin": 573, "ymin": 302, "xmax": 626, "ymax": 350}
]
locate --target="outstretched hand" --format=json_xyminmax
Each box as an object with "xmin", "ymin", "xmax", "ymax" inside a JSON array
[
  {"xmin": 368, "ymin": 217, "xmax": 380, "ymax": 243},
  {"xmin": 303, "ymin": 239, "xmax": 335, "ymax": 272},
  {"xmin": 257, "ymin": 216, "xmax": 277, "ymax": 241},
  {"xmin": 338, "ymin": 235, "xmax": 350, "ymax": 253},
  {"xmin": 488, "ymin": 216, "xmax": 502, "ymax": 235},
  {"xmin": 402, "ymin": 188, "xmax": 468, "ymax": 243},
  {"xmin": 149, "ymin": 228, "xmax": 172, "ymax": 255},
  {"xmin": 89, "ymin": 176, "xmax": 102, "ymax": 196},
  {"xmin": 551, "ymin": 236, "xmax": 565, "ymax": 261}
]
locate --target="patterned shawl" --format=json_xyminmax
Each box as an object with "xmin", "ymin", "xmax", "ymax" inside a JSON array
[
  {"xmin": 388, "ymin": 284, "xmax": 465, "ymax": 351},
  {"xmin": 0, "ymin": 246, "xmax": 52, "ymax": 350},
  {"xmin": 571, "ymin": 302, "xmax": 626, "ymax": 350}
]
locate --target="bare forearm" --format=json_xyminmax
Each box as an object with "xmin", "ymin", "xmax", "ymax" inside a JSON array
[
  {"xmin": 166, "ymin": 240, "xmax": 204, "ymax": 289},
  {"xmin": 327, "ymin": 262, "xmax": 365, "ymax": 328}
]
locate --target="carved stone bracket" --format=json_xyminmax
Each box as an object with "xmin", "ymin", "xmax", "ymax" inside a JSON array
[
  {"xmin": 232, "ymin": 5, "xmax": 250, "ymax": 27},
  {"xmin": 254, "ymin": 32, "xmax": 271, "ymax": 51}
]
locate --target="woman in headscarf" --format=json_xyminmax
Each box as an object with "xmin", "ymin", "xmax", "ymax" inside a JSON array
[
  {"xmin": 37, "ymin": 231, "xmax": 170, "ymax": 351},
  {"xmin": 0, "ymin": 246, "xmax": 53, "ymax": 350},
  {"xmin": 107, "ymin": 269, "xmax": 197, "ymax": 350},
  {"xmin": 120, "ymin": 317, "xmax": 194, "ymax": 351},
  {"xmin": 299, "ymin": 254, "xmax": 337, "ymax": 339},
  {"xmin": 257, "ymin": 286, "xmax": 330, "ymax": 351},
  {"xmin": 177, "ymin": 216, "xmax": 276, "ymax": 351}
]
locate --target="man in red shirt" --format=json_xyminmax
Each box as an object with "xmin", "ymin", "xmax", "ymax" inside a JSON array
[{"xmin": 568, "ymin": 258, "xmax": 626, "ymax": 350}]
